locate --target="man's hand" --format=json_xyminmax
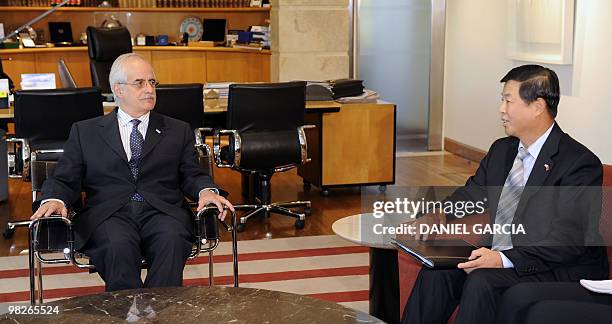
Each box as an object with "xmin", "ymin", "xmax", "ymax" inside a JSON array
[
  {"xmin": 457, "ymin": 247, "xmax": 503, "ymax": 273},
  {"xmin": 411, "ymin": 212, "xmax": 446, "ymax": 241},
  {"xmin": 31, "ymin": 201, "xmax": 67, "ymax": 220},
  {"xmin": 198, "ymin": 190, "xmax": 235, "ymax": 221}
]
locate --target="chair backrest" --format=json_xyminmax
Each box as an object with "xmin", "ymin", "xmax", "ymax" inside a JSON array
[
  {"xmin": 86, "ymin": 26, "xmax": 132, "ymax": 93},
  {"xmin": 600, "ymin": 164, "xmax": 612, "ymax": 278},
  {"xmin": 14, "ymin": 87, "xmax": 104, "ymax": 143},
  {"xmin": 155, "ymin": 83, "xmax": 204, "ymax": 130},
  {"xmin": 227, "ymin": 81, "xmax": 306, "ymax": 132}
]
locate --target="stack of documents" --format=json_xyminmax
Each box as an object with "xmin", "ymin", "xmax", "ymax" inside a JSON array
[
  {"xmin": 204, "ymin": 82, "xmax": 232, "ymax": 99},
  {"xmin": 335, "ymin": 89, "xmax": 380, "ymax": 103}
]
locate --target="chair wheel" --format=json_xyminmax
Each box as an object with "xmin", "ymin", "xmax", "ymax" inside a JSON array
[
  {"xmin": 236, "ymin": 222, "xmax": 246, "ymax": 232},
  {"xmin": 303, "ymin": 181, "xmax": 312, "ymax": 191},
  {"xmin": 294, "ymin": 219, "xmax": 305, "ymax": 229},
  {"xmin": 321, "ymin": 188, "xmax": 329, "ymax": 196}
]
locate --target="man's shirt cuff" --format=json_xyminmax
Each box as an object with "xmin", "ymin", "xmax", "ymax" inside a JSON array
[
  {"xmin": 40, "ymin": 198, "xmax": 65, "ymax": 207},
  {"xmin": 199, "ymin": 188, "xmax": 219, "ymax": 198},
  {"xmin": 499, "ymin": 251, "xmax": 514, "ymax": 268}
]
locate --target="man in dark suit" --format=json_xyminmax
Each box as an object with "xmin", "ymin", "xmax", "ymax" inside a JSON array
[
  {"xmin": 495, "ymin": 282, "xmax": 612, "ymax": 324},
  {"xmin": 402, "ymin": 65, "xmax": 608, "ymax": 324},
  {"xmin": 31, "ymin": 53, "xmax": 234, "ymax": 291}
]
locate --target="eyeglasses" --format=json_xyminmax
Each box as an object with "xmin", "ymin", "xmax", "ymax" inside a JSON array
[{"xmin": 118, "ymin": 79, "xmax": 159, "ymax": 89}]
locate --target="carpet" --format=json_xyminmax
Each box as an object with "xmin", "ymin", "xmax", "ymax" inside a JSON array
[{"xmin": 0, "ymin": 235, "xmax": 370, "ymax": 313}]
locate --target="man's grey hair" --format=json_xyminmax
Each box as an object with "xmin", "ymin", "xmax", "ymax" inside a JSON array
[{"xmin": 108, "ymin": 53, "xmax": 152, "ymax": 105}]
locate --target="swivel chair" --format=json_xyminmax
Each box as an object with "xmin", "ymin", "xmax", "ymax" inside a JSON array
[
  {"xmin": 213, "ymin": 81, "xmax": 313, "ymax": 231},
  {"xmin": 86, "ymin": 26, "xmax": 132, "ymax": 95},
  {"xmin": 155, "ymin": 83, "xmax": 213, "ymax": 177}
]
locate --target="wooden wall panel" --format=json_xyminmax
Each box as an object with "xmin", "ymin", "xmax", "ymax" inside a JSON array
[
  {"xmin": 206, "ymin": 51, "xmax": 270, "ymax": 82},
  {"xmin": 0, "ymin": 53, "xmax": 36, "ymax": 90},
  {"xmin": 34, "ymin": 51, "xmax": 92, "ymax": 88},
  {"xmin": 151, "ymin": 50, "xmax": 206, "ymax": 84}
]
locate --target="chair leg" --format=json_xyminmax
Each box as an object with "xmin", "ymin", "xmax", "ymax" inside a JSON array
[
  {"xmin": 28, "ymin": 229, "xmax": 36, "ymax": 305},
  {"xmin": 36, "ymin": 259, "xmax": 43, "ymax": 304},
  {"xmin": 231, "ymin": 210, "xmax": 239, "ymax": 287},
  {"xmin": 208, "ymin": 249, "xmax": 214, "ymax": 286},
  {"xmin": 272, "ymin": 201, "xmax": 311, "ymax": 209},
  {"xmin": 269, "ymin": 206, "xmax": 305, "ymax": 220},
  {"xmin": 240, "ymin": 207, "xmax": 265, "ymax": 224}
]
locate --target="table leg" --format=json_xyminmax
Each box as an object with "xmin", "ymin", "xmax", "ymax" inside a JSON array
[{"xmin": 369, "ymin": 247, "xmax": 399, "ymax": 323}]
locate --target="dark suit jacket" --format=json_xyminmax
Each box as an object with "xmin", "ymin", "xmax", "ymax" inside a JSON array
[
  {"xmin": 446, "ymin": 123, "xmax": 608, "ymax": 280},
  {"xmin": 40, "ymin": 110, "xmax": 220, "ymax": 249}
]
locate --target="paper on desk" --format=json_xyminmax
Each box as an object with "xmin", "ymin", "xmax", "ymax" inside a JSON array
[
  {"xmin": 580, "ymin": 279, "xmax": 612, "ymax": 294},
  {"xmin": 335, "ymin": 89, "xmax": 380, "ymax": 103}
]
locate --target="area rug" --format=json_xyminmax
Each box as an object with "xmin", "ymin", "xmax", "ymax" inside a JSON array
[{"xmin": 0, "ymin": 235, "xmax": 369, "ymax": 312}]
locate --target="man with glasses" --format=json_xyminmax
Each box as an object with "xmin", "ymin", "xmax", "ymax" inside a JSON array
[{"xmin": 31, "ymin": 53, "xmax": 234, "ymax": 291}]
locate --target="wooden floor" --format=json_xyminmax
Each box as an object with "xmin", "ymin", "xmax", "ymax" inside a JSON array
[{"xmin": 0, "ymin": 153, "xmax": 478, "ymax": 256}]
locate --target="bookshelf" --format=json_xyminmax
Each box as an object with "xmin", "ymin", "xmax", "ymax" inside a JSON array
[
  {"xmin": 0, "ymin": 6, "xmax": 270, "ymax": 11},
  {"xmin": 0, "ymin": 0, "xmax": 261, "ymax": 8}
]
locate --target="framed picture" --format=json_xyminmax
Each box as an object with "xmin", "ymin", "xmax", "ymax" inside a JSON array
[{"xmin": 506, "ymin": 0, "xmax": 575, "ymax": 65}]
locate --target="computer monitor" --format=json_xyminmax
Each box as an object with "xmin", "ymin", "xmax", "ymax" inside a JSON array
[
  {"xmin": 202, "ymin": 19, "xmax": 227, "ymax": 43},
  {"xmin": 58, "ymin": 57, "xmax": 77, "ymax": 88}
]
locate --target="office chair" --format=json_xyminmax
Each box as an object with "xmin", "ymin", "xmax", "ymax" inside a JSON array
[
  {"xmin": 155, "ymin": 83, "xmax": 213, "ymax": 177},
  {"xmin": 7, "ymin": 151, "xmax": 239, "ymax": 304},
  {"xmin": 2, "ymin": 87, "xmax": 104, "ymax": 238},
  {"xmin": 213, "ymin": 81, "xmax": 313, "ymax": 231},
  {"xmin": 86, "ymin": 26, "xmax": 132, "ymax": 95},
  {"xmin": 6, "ymin": 87, "xmax": 103, "ymax": 178}
]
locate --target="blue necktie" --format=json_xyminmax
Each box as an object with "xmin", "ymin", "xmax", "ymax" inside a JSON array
[{"xmin": 129, "ymin": 119, "xmax": 145, "ymax": 202}]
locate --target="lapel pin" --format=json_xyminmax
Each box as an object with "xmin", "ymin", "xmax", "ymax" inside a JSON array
[
  {"xmin": 155, "ymin": 129, "xmax": 161, "ymax": 134},
  {"xmin": 544, "ymin": 164, "xmax": 550, "ymax": 171}
]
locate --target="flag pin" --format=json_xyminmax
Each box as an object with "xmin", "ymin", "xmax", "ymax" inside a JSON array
[{"xmin": 544, "ymin": 164, "xmax": 550, "ymax": 171}]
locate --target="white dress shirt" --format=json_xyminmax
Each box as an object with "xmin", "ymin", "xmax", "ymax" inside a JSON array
[{"xmin": 499, "ymin": 123, "xmax": 555, "ymax": 268}]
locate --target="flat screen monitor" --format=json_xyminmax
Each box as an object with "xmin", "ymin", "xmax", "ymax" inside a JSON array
[{"xmin": 202, "ymin": 19, "xmax": 227, "ymax": 43}]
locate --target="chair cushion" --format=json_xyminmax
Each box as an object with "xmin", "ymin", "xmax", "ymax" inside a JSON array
[{"xmin": 238, "ymin": 130, "xmax": 302, "ymax": 170}]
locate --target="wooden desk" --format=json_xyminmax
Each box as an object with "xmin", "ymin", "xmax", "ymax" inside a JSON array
[
  {"xmin": 299, "ymin": 101, "xmax": 396, "ymax": 195},
  {"xmin": 204, "ymin": 98, "xmax": 342, "ymax": 113},
  {"xmin": 2, "ymin": 99, "xmax": 395, "ymax": 194},
  {"xmin": 0, "ymin": 100, "xmax": 342, "ymax": 118}
]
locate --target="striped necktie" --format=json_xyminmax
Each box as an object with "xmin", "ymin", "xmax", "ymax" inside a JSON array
[
  {"xmin": 129, "ymin": 119, "xmax": 145, "ymax": 202},
  {"xmin": 492, "ymin": 147, "xmax": 529, "ymax": 251}
]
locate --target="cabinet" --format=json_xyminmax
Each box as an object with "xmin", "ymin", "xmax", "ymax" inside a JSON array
[
  {"xmin": 298, "ymin": 102, "xmax": 397, "ymax": 192},
  {"xmin": 0, "ymin": 47, "xmax": 271, "ymax": 89}
]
